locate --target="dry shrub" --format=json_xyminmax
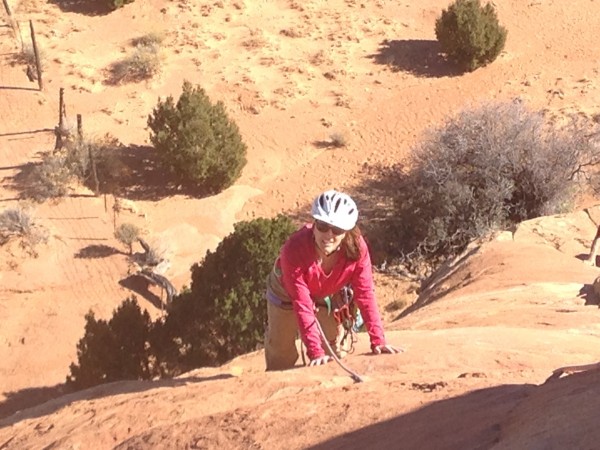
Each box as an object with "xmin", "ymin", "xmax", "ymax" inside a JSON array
[
  {"xmin": 16, "ymin": 44, "xmax": 43, "ymax": 68},
  {"xmin": 131, "ymin": 31, "xmax": 165, "ymax": 48},
  {"xmin": 29, "ymin": 153, "xmax": 74, "ymax": 201},
  {"xmin": 330, "ymin": 132, "xmax": 348, "ymax": 148},
  {"xmin": 242, "ymin": 29, "xmax": 267, "ymax": 49},
  {"xmin": 0, "ymin": 205, "xmax": 48, "ymax": 253},
  {"xmin": 140, "ymin": 238, "xmax": 167, "ymax": 266},
  {"xmin": 109, "ymin": 44, "xmax": 162, "ymax": 84},
  {"xmin": 66, "ymin": 134, "xmax": 127, "ymax": 194},
  {"xmin": 0, "ymin": 205, "xmax": 34, "ymax": 239},
  {"xmin": 388, "ymin": 101, "xmax": 600, "ymax": 268},
  {"xmin": 259, "ymin": 56, "xmax": 277, "ymax": 66},
  {"xmin": 27, "ymin": 135, "xmax": 126, "ymax": 201},
  {"xmin": 384, "ymin": 299, "xmax": 408, "ymax": 313},
  {"xmin": 242, "ymin": 37, "xmax": 267, "ymax": 49},
  {"xmin": 280, "ymin": 28, "xmax": 304, "ymax": 38},
  {"xmin": 310, "ymin": 50, "xmax": 332, "ymax": 66},
  {"xmin": 334, "ymin": 93, "xmax": 350, "ymax": 108},
  {"xmin": 128, "ymin": 237, "xmax": 169, "ymax": 275},
  {"xmin": 14, "ymin": 43, "xmax": 45, "ymax": 80},
  {"xmin": 288, "ymin": 0, "xmax": 304, "ymax": 11},
  {"xmin": 16, "ymin": 0, "xmax": 41, "ymax": 13}
]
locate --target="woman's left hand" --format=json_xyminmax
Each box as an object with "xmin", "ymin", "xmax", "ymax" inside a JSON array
[{"xmin": 372, "ymin": 344, "xmax": 403, "ymax": 354}]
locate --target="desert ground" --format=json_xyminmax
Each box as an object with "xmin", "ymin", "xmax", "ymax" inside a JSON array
[{"xmin": 1, "ymin": 0, "xmax": 600, "ymax": 448}]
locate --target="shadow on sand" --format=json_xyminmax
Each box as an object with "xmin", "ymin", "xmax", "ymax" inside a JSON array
[
  {"xmin": 0, "ymin": 373, "xmax": 234, "ymax": 425},
  {"xmin": 75, "ymin": 244, "xmax": 122, "ymax": 259},
  {"xmin": 119, "ymin": 275, "xmax": 167, "ymax": 311},
  {"xmin": 4, "ymin": 144, "xmax": 214, "ymax": 202},
  {"xmin": 308, "ymin": 383, "xmax": 534, "ymax": 450},
  {"xmin": 368, "ymin": 39, "xmax": 461, "ymax": 78},
  {"xmin": 578, "ymin": 283, "xmax": 599, "ymax": 306},
  {"xmin": 116, "ymin": 144, "xmax": 182, "ymax": 201},
  {"xmin": 48, "ymin": 0, "xmax": 114, "ymax": 15}
]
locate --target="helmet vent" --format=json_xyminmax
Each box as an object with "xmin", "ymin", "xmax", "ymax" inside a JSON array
[
  {"xmin": 319, "ymin": 194, "xmax": 326, "ymax": 209},
  {"xmin": 333, "ymin": 197, "xmax": 342, "ymax": 212}
]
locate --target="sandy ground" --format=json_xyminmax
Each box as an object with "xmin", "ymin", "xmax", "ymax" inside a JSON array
[{"xmin": 2, "ymin": 0, "xmax": 600, "ymax": 448}]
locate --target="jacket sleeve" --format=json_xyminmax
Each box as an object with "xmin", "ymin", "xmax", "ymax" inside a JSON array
[
  {"xmin": 279, "ymin": 244, "xmax": 325, "ymax": 360},
  {"xmin": 351, "ymin": 239, "xmax": 386, "ymax": 349}
]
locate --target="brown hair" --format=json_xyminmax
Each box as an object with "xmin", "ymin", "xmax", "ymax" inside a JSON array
[{"xmin": 342, "ymin": 225, "xmax": 362, "ymax": 261}]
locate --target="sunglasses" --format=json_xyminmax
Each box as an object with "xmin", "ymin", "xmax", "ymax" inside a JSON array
[{"xmin": 314, "ymin": 220, "xmax": 346, "ymax": 236}]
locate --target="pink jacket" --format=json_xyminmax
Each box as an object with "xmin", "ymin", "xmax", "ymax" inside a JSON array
[{"xmin": 276, "ymin": 224, "xmax": 386, "ymax": 359}]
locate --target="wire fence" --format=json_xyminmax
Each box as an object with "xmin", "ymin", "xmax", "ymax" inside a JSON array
[{"xmin": 2, "ymin": 0, "xmax": 43, "ymax": 90}]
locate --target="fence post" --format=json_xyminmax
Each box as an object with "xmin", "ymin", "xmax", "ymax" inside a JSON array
[
  {"xmin": 2, "ymin": 0, "xmax": 12, "ymax": 18},
  {"xmin": 89, "ymin": 146, "xmax": 100, "ymax": 195},
  {"xmin": 29, "ymin": 20, "xmax": 43, "ymax": 90},
  {"xmin": 77, "ymin": 114, "xmax": 82, "ymax": 139},
  {"xmin": 54, "ymin": 88, "xmax": 65, "ymax": 150},
  {"xmin": 58, "ymin": 87, "xmax": 64, "ymax": 127}
]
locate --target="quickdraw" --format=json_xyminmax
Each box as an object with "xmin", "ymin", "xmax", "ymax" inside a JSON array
[{"xmin": 331, "ymin": 286, "xmax": 359, "ymax": 354}]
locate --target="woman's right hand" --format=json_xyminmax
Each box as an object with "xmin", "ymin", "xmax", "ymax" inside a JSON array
[{"xmin": 309, "ymin": 355, "xmax": 332, "ymax": 366}]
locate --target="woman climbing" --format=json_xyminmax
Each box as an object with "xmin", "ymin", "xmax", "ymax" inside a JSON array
[{"xmin": 264, "ymin": 189, "xmax": 401, "ymax": 370}]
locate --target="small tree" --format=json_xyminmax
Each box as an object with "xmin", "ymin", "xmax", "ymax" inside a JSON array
[
  {"xmin": 66, "ymin": 311, "xmax": 115, "ymax": 390},
  {"xmin": 147, "ymin": 81, "xmax": 247, "ymax": 194},
  {"xmin": 66, "ymin": 297, "xmax": 152, "ymax": 390},
  {"xmin": 435, "ymin": 0, "xmax": 507, "ymax": 72},
  {"xmin": 114, "ymin": 223, "xmax": 141, "ymax": 254},
  {"xmin": 152, "ymin": 215, "xmax": 296, "ymax": 375}
]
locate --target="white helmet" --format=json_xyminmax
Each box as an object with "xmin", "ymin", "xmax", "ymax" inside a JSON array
[{"xmin": 311, "ymin": 190, "xmax": 358, "ymax": 231}]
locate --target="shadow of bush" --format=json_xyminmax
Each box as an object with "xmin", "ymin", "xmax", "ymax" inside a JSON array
[
  {"xmin": 0, "ymin": 384, "xmax": 66, "ymax": 421},
  {"xmin": 368, "ymin": 39, "xmax": 461, "ymax": 78},
  {"xmin": 118, "ymin": 275, "xmax": 164, "ymax": 310},
  {"xmin": 5, "ymin": 161, "xmax": 42, "ymax": 200},
  {"xmin": 349, "ymin": 162, "xmax": 407, "ymax": 266},
  {"xmin": 116, "ymin": 144, "xmax": 219, "ymax": 201},
  {"xmin": 5, "ymin": 145, "xmax": 222, "ymax": 203},
  {"xmin": 48, "ymin": 0, "xmax": 113, "ymax": 15},
  {"xmin": 75, "ymin": 244, "xmax": 121, "ymax": 259},
  {"xmin": 578, "ymin": 284, "xmax": 600, "ymax": 306}
]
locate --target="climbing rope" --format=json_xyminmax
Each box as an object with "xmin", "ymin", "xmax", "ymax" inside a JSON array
[{"xmin": 314, "ymin": 318, "xmax": 364, "ymax": 383}]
